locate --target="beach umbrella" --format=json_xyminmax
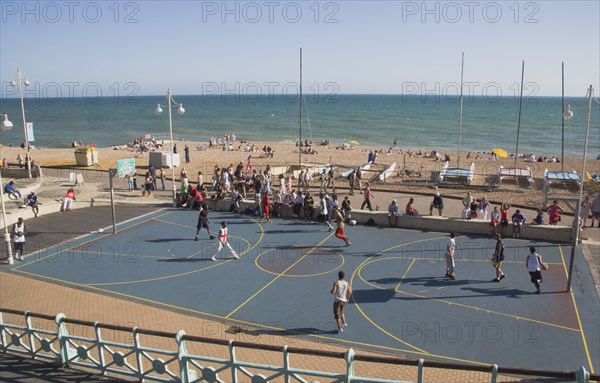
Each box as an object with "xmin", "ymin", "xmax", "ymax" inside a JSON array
[
  {"xmin": 349, "ymin": 140, "xmax": 360, "ymax": 145},
  {"xmin": 492, "ymin": 148, "xmax": 508, "ymax": 158}
]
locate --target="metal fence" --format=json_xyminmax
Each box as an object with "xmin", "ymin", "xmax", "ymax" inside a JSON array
[{"xmin": 1, "ymin": 309, "xmax": 597, "ymax": 383}]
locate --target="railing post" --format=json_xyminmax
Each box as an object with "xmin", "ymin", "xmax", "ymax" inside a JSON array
[
  {"xmin": 0, "ymin": 311, "xmax": 5, "ymax": 351},
  {"xmin": 132, "ymin": 327, "xmax": 144, "ymax": 380},
  {"xmin": 576, "ymin": 366, "xmax": 590, "ymax": 383},
  {"xmin": 24, "ymin": 312, "xmax": 36, "ymax": 358},
  {"xmin": 417, "ymin": 358, "xmax": 424, "ymax": 383},
  {"xmin": 491, "ymin": 364, "xmax": 498, "ymax": 383},
  {"xmin": 176, "ymin": 330, "xmax": 189, "ymax": 383},
  {"xmin": 345, "ymin": 348, "xmax": 355, "ymax": 382},
  {"xmin": 95, "ymin": 323, "xmax": 106, "ymax": 375},
  {"xmin": 55, "ymin": 313, "xmax": 70, "ymax": 367},
  {"xmin": 228, "ymin": 340, "xmax": 238, "ymax": 383},
  {"xmin": 283, "ymin": 345, "xmax": 290, "ymax": 383}
]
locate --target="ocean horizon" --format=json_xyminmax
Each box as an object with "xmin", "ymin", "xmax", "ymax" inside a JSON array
[{"xmin": 1, "ymin": 94, "xmax": 598, "ymax": 158}]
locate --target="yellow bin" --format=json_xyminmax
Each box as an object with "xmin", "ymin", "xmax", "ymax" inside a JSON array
[{"xmin": 74, "ymin": 147, "xmax": 99, "ymax": 166}]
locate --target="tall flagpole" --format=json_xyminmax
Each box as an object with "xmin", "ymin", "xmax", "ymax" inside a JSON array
[
  {"xmin": 457, "ymin": 52, "xmax": 464, "ymax": 169},
  {"xmin": 298, "ymin": 48, "xmax": 303, "ymax": 167},
  {"xmin": 514, "ymin": 61, "xmax": 525, "ymax": 170}
]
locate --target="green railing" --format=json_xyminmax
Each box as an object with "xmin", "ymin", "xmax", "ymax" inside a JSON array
[{"xmin": 0, "ymin": 309, "xmax": 596, "ymax": 383}]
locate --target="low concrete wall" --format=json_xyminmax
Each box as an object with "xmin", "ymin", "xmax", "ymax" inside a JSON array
[
  {"xmin": 2, "ymin": 196, "xmax": 571, "ymax": 243},
  {"xmin": 214, "ymin": 199, "xmax": 572, "ymax": 243}
]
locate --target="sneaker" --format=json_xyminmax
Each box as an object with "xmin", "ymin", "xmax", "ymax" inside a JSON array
[
  {"xmin": 210, "ymin": 257, "xmax": 216, "ymax": 261},
  {"xmin": 536, "ymin": 288, "xmax": 540, "ymax": 294},
  {"xmin": 449, "ymin": 273, "xmax": 456, "ymax": 280},
  {"xmin": 233, "ymin": 255, "xmax": 239, "ymax": 260},
  {"xmin": 209, "ymin": 235, "xmax": 216, "ymax": 240},
  {"xmin": 499, "ymin": 274, "xmax": 506, "ymax": 280},
  {"xmin": 343, "ymin": 322, "xmax": 348, "ymax": 327},
  {"xmin": 492, "ymin": 278, "xmax": 500, "ymax": 282},
  {"xmin": 194, "ymin": 236, "xmax": 199, "ymax": 241},
  {"xmin": 339, "ymin": 327, "xmax": 344, "ymax": 333}
]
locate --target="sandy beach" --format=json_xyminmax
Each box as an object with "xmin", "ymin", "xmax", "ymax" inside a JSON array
[{"xmin": 2, "ymin": 140, "xmax": 598, "ymax": 210}]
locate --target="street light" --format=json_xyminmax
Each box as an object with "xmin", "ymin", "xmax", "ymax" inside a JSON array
[
  {"xmin": 0, "ymin": 114, "xmax": 15, "ymax": 264},
  {"xmin": 10, "ymin": 68, "xmax": 32, "ymax": 178},
  {"xmin": 566, "ymin": 86, "xmax": 593, "ymax": 292},
  {"xmin": 155, "ymin": 89, "xmax": 185, "ymax": 207}
]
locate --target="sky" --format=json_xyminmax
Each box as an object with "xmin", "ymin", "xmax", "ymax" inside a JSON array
[{"xmin": 1, "ymin": 1, "xmax": 599, "ymax": 98}]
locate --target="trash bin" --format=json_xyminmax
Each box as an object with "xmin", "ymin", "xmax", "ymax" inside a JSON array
[{"xmin": 74, "ymin": 147, "xmax": 99, "ymax": 166}]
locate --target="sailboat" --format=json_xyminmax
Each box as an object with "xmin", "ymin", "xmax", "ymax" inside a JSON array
[
  {"xmin": 438, "ymin": 53, "xmax": 475, "ymax": 185},
  {"xmin": 498, "ymin": 61, "xmax": 533, "ymax": 184}
]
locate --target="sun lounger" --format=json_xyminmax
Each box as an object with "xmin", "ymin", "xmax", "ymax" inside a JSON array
[
  {"xmin": 498, "ymin": 166, "xmax": 533, "ymax": 184},
  {"xmin": 437, "ymin": 162, "xmax": 475, "ymax": 184}
]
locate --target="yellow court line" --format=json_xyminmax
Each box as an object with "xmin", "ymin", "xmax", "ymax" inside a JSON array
[
  {"xmin": 83, "ymin": 220, "xmax": 266, "ymax": 287},
  {"xmin": 559, "ymin": 245, "xmax": 595, "ymax": 373},
  {"xmin": 7, "ymin": 268, "xmax": 495, "ymax": 367},
  {"xmin": 356, "ymin": 255, "xmax": 580, "ymax": 332},
  {"xmin": 13, "ymin": 211, "xmax": 173, "ymax": 270},
  {"xmin": 225, "ymin": 232, "xmax": 335, "ymax": 318},
  {"xmin": 395, "ymin": 258, "xmax": 416, "ymax": 292},
  {"xmin": 254, "ymin": 247, "xmax": 345, "ymax": 278},
  {"xmin": 349, "ymin": 237, "xmax": 448, "ymax": 355}
]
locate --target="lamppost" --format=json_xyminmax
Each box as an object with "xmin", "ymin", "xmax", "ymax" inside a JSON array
[
  {"xmin": 10, "ymin": 68, "xmax": 32, "ymax": 178},
  {"xmin": 155, "ymin": 89, "xmax": 185, "ymax": 207},
  {"xmin": 566, "ymin": 85, "xmax": 593, "ymax": 292},
  {"xmin": 1, "ymin": 114, "xmax": 15, "ymax": 264}
]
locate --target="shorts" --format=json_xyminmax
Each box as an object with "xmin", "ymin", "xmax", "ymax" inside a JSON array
[
  {"xmin": 500, "ymin": 219, "xmax": 509, "ymax": 227},
  {"xmin": 196, "ymin": 220, "xmax": 209, "ymax": 230},
  {"xmin": 493, "ymin": 261, "xmax": 503, "ymax": 268},
  {"xmin": 14, "ymin": 242, "xmax": 24, "ymax": 252},
  {"xmin": 592, "ymin": 211, "xmax": 600, "ymax": 218},
  {"xmin": 529, "ymin": 270, "xmax": 542, "ymax": 283},
  {"xmin": 333, "ymin": 301, "xmax": 346, "ymax": 320},
  {"xmin": 335, "ymin": 227, "xmax": 346, "ymax": 240},
  {"xmin": 490, "ymin": 221, "xmax": 500, "ymax": 227},
  {"xmin": 550, "ymin": 215, "xmax": 560, "ymax": 224}
]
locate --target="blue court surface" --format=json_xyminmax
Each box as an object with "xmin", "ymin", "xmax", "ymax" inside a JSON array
[{"xmin": 3, "ymin": 208, "xmax": 599, "ymax": 372}]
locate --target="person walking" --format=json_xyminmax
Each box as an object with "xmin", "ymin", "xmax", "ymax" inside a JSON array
[
  {"xmin": 580, "ymin": 195, "xmax": 591, "ymax": 228},
  {"xmin": 525, "ymin": 246, "xmax": 546, "ymax": 294},
  {"xmin": 491, "ymin": 233, "xmax": 506, "ymax": 282},
  {"xmin": 330, "ymin": 270, "xmax": 351, "ymax": 333},
  {"xmin": 142, "ymin": 172, "xmax": 153, "ymax": 197},
  {"xmin": 445, "ymin": 232, "xmax": 458, "ymax": 280},
  {"xmin": 149, "ymin": 165, "xmax": 157, "ymax": 191},
  {"xmin": 591, "ymin": 194, "xmax": 600, "ymax": 227},
  {"xmin": 361, "ymin": 182, "xmax": 374, "ymax": 211},
  {"xmin": 25, "ymin": 191, "xmax": 40, "ymax": 217},
  {"xmin": 159, "ymin": 167, "xmax": 166, "ymax": 190},
  {"xmin": 184, "ymin": 144, "xmax": 190, "ymax": 163},
  {"xmin": 195, "ymin": 204, "xmax": 216, "ymax": 241},
  {"xmin": 12, "ymin": 217, "xmax": 26, "ymax": 261},
  {"xmin": 211, "ymin": 221, "xmax": 239, "ymax": 261}
]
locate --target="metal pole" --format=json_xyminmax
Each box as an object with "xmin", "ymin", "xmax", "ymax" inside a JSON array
[
  {"xmin": 0, "ymin": 172, "xmax": 14, "ymax": 264},
  {"xmin": 17, "ymin": 68, "xmax": 32, "ymax": 178},
  {"xmin": 457, "ymin": 52, "xmax": 464, "ymax": 169},
  {"xmin": 108, "ymin": 169, "xmax": 117, "ymax": 234},
  {"xmin": 514, "ymin": 61, "xmax": 525, "ymax": 170},
  {"xmin": 566, "ymin": 85, "xmax": 593, "ymax": 292},
  {"xmin": 298, "ymin": 48, "xmax": 302, "ymax": 168},
  {"xmin": 168, "ymin": 89, "xmax": 177, "ymax": 207},
  {"xmin": 561, "ymin": 62, "xmax": 565, "ymax": 172}
]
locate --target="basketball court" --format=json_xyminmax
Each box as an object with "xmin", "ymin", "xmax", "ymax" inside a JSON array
[{"xmin": 2, "ymin": 208, "xmax": 598, "ymax": 373}]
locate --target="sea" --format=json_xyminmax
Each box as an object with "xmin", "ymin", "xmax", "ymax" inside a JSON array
[{"xmin": 1, "ymin": 94, "xmax": 598, "ymax": 158}]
